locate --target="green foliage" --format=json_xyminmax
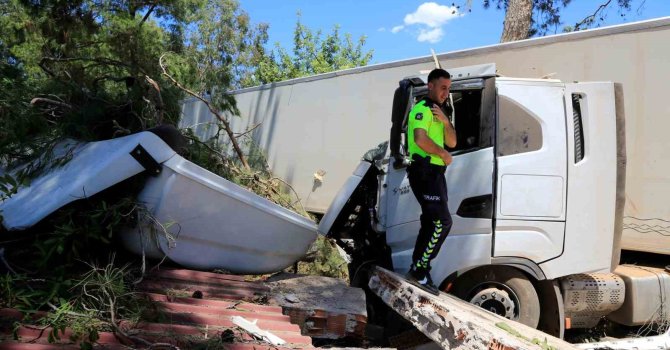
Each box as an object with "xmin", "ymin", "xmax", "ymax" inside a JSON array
[
  {"xmin": 34, "ymin": 196, "xmax": 138, "ymax": 268},
  {"xmin": 1, "ymin": 258, "xmax": 149, "ymax": 346},
  {"xmin": 244, "ymin": 14, "xmax": 373, "ymax": 86},
  {"xmin": 70, "ymin": 259, "xmax": 148, "ymax": 323},
  {"xmin": 42, "ymin": 299, "xmax": 101, "ymax": 347},
  {"xmin": 0, "ymin": 0, "xmax": 270, "ymax": 280},
  {"xmin": 0, "ymin": 0, "xmax": 271, "ymax": 164},
  {"xmin": 297, "ymin": 236, "xmax": 349, "ymax": 280},
  {"xmin": 0, "ymin": 273, "xmax": 38, "ymax": 310},
  {"xmin": 0, "ymin": 1, "xmax": 365, "ymax": 335},
  {"xmin": 0, "ymin": 174, "xmax": 21, "ymax": 201},
  {"xmin": 161, "ymin": 0, "xmax": 269, "ymax": 113},
  {"xmin": 495, "ymin": 322, "xmax": 558, "ymax": 350}
]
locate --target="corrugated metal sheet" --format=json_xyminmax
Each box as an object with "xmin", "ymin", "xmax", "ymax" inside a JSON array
[{"xmin": 0, "ymin": 268, "xmax": 316, "ymax": 349}]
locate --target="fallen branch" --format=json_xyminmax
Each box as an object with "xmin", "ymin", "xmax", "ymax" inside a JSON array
[
  {"xmin": 30, "ymin": 98, "xmax": 73, "ymax": 111},
  {"xmin": 182, "ymin": 134, "xmax": 229, "ymax": 163},
  {"xmin": 144, "ymin": 75, "xmax": 164, "ymax": 123},
  {"xmin": 159, "ymin": 53, "xmax": 250, "ymax": 170},
  {"xmin": 271, "ymin": 176, "xmax": 307, "ymax": 216},
  {"xmin": 234, "ymin": 122, "xmax": 261, "ymax": 138}
]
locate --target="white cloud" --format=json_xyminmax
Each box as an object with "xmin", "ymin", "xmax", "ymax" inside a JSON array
[
  {"xmin": 378, "ymin": 27, "xmax": 386, "ymax": 32},
  {"xmin": 404, "ymin": 2, "xmax": 461, "ymax": 28},
  {"xmin": 417, "ymin": 27, "xmax": 444, "ymax": 43},
  {"xmin": 389, "ymin": 2, "xmax": 463, "ymax": 43},
  {"xmin": 391, "ymin": 25, "xmax": 405, "ymax": 33}
]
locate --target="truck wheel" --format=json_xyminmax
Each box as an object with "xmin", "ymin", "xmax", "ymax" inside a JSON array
[{"xmin": 450, "ymin": 266, "xmax": 541, "ymax": 328}]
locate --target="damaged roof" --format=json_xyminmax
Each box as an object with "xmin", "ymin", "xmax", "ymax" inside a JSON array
[{"xmin": 0, "ymin": 268, "xmax": 367, "ymax": 349}]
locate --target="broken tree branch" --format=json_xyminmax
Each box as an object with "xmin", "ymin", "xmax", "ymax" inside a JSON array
[
  {"xmin": 144, "ymin": 75, "xmax": 164, "ymax": 123},
  {"xmin": 40, "ymin": 56, "xmax": 136, "ymax": 71},
  {"xmin": 271, "ymin": 176, "xmax": 307, "ymax": 215},
  {"xmin": 159, "ymin": 53, "xmax": 250, "ymax": 170},
  {"xmin": 182, "ymin": 134, "xmax": 229, "ymax": 163},
  {"xmin": 139, "ymin": 2, "xmax": 157, "ymax": 28},
  {"xmin": 574, "ymin": 0, "xmax": 613, "ymax": 30},
  {"xmin": 234, "ymin": 122, "xmax": 261, "ymax": 138},
  {"xmin": 30, "ymin": 98, "xmax": 73, "ymax": 111}
]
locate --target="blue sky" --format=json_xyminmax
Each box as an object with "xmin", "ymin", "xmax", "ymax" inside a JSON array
[{"xmin": 239, "ymin": 0, "xmax": 670, "ymax": 64}]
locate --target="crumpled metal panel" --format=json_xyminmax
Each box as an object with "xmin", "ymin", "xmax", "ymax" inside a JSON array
[
  {"xmin": 0, "ymin": 132, "xmax": 176, "ymax": 230},
  {"xmin": 119, "ymin": 153, "xmax": 317, "ymax": 274}
]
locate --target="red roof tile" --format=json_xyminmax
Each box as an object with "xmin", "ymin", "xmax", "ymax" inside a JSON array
[{"xmin": 1, "ymin": 268, "xmax": 315, "ymax": 349}]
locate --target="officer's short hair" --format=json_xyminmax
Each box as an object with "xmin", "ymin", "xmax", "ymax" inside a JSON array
[{"xmin": 427, "ymin": 68, "xmax": 451, "ymax": 83}]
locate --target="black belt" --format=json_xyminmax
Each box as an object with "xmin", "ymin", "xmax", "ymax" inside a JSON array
[{"xmin": 409, "ymin": 154, "xmax": 446, "ymax": 172}]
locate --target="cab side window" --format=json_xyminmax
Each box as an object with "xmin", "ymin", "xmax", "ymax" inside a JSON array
[
  {"xmin": 497, "ymin": 95, "xmax": 543, "ymax": 156},
  {"xmin": 450, "ymin": 90, "xmax": 483, "ymax": 152}
]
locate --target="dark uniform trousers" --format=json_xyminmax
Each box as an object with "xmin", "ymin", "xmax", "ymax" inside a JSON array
[{"xmin": 407, "ymin": 155, "xmax": 453, "ymax": 271}]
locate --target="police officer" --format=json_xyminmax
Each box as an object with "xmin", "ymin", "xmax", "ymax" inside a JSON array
[{"xmin": 406, "ymin": 68, "xmax": 456, "ymax": 295}]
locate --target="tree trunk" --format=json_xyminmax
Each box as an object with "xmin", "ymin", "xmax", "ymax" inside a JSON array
[{"xmin": 500, "ymin": 0, "xmax": 533, "ymax": 43}]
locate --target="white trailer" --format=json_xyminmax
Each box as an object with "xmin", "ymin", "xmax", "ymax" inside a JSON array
[{"xmin": 181, "ymin": 17, "xmax": 670, "ymax": 257}]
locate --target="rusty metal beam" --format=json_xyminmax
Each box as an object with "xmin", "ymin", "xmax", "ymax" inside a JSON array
[{"xmin": 368, "ymin": 266, "xmax": 580, "ymax": 350}]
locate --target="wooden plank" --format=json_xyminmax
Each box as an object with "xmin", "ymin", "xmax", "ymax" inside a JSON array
[{"xmin": 368, "ymin": 266, "xmax": 580, "ymax": 350}]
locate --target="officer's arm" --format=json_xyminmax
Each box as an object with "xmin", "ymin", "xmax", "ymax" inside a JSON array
[
  {"xmin": 430, "ymin": 106, "xmax": 457, "ymax": 148},
  {"xmin": 443, "ymin": 120, "xmax": 457, "ymax": 148},
  {"xmin": 414, "ymin": 128, "xmax": 453, "ymax": 165}
]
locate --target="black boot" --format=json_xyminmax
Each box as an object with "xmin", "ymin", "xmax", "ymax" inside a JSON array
[{"xmin": 405, "ymin": 265, "xmax": 440, "ymax": 296}]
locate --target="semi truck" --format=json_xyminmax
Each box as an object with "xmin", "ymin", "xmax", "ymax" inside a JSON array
[
  {"xmin": 180, "ymin": 17, "xmax": 670, "ymax": 337},
  {"xmin": 318, "ymin": 63, "xmax": 670, "ymax": 338}
]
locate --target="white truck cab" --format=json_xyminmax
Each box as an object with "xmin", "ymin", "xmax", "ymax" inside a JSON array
[{"xmin": 317, "ymin": 64, "xmax": 659, "ymax": 338}]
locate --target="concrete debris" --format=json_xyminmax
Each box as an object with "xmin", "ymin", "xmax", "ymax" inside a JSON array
[
  {"xmin": 285, "ymin": 293, "xmax": 301, "ymax": 303},
  {"xmin": 231, "ymin": 315, "xmax": 287, "ymax": 346},
  {"xmin": 368, "ymin": 266, "xmax": 580, "ymax": 350},
  {"xmin": 267, "ymin": 273, "xmax": 368, "ymax": 339}
]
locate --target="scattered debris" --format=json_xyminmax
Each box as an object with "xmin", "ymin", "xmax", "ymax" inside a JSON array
[
  {"xmin": 267, "ymin": 273, "xmax": 368, "ymax": 340},
  {"xmin": 285, "ymin": 293, "xmax": 301, "ymax": 303},
  {"xmin": 575, "ymin": 327, "xmax": 670, "ymax": 350},
  {"xmin": 231, "ymin": 315, "xmax": 287, "ymax": 346},
  {"xmin": 220, "ymin": 329, "xmax": 236, "ymax": 343}
]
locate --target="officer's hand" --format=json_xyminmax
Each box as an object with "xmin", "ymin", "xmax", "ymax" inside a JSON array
[
  {"xmin": 440, "ymin": 150, "xmax": 453, "ymax": 165},
  {"xmin": 431, "ymin": 106, "xmax": 450, "ymax": 125}
]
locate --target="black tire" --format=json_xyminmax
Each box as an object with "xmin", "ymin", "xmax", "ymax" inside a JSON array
[{"xmin": 450, "ymin": 266, "xmax": 541, "ymax": 328}]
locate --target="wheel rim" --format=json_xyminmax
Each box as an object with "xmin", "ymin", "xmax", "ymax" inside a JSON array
[{"xmin": 466, "ymin": 282, "xmax": 521, "ymax": 320}]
